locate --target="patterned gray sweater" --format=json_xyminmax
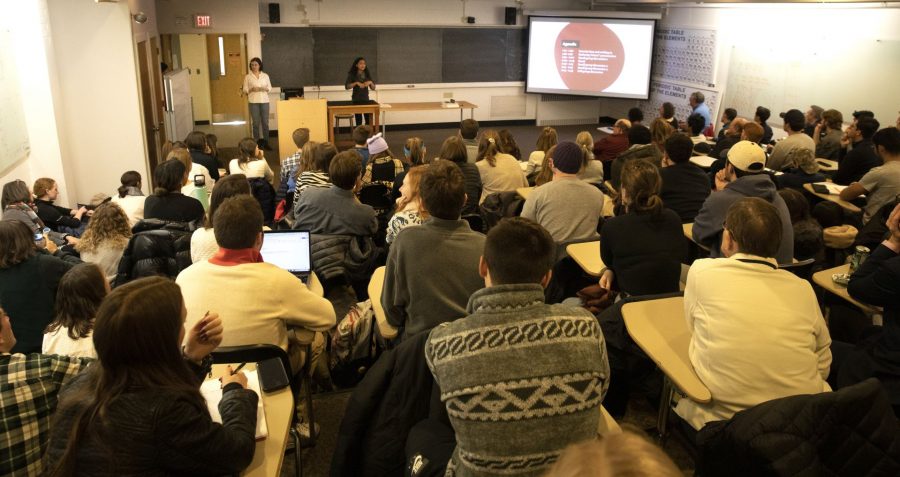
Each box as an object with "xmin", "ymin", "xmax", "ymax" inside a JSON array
[{"xmin": 425, "ymin": 284, "xmax": 610, "ymax": 477}]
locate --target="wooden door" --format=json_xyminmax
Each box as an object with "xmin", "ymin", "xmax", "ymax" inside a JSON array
[
  {"xmin": 207, "ymin": 34, "xmax": 248, "ymax": 124},
  {"xmin": 137, "ymin": 40, "xmax": 161, "ymax": 171}
]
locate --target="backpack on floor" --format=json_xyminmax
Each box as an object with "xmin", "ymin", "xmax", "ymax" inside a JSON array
[{"xmin": 330, "ymin": 299, "xmax": 380, "ymax": 387}]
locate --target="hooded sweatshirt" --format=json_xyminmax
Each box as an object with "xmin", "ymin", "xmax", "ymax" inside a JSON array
[{"xmin": 692, "ymin": 174, "xmax": 794, "ymax": 264}]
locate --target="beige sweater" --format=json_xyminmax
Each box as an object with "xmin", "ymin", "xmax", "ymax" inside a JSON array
[
  {"xmin": 176, "ymin": 261, "xmax": 335, "ymax": 350},
  {"xmin": 476, "ymin": 153, "xmax": 528, "ymax": 203}
]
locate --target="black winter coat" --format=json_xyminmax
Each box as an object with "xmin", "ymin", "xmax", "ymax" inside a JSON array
[{"xmin": 113, "ymin": 219, "xmax": 196, "ymax": 287}]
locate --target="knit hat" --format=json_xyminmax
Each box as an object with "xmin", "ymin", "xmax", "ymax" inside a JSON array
[
  {"xmin": 727, "ymin": 140, "xmax": 766, "ymax": 173},
  {"xmin": 551, "ymin": 142, "xmax": 584, "ymax": 174},
  {"xmin": 367, "ymin": 133, "xmax": 388, "ymax": 155}
]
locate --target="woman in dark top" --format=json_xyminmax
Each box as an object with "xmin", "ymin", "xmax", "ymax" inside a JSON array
[
  {"xmin": 185, "ymin": 131, "xmax": 220, "ymax": 182},
  {"xmin": 0, "ymin": 220, "xmax": 74, "ymax": 353},
  {"xmin": 599, "ymin": 160, "xmax": 685, "ymax": 297},
  {"xmin": 439, "ymin": 136, "xmax": 482, "ymax": 216},
  {"xmin": 143, "ymin": 159, "xmax": 205, "ymax": 223},
  {"xmin": 44, "ymin": 276, "xmax": 258, "ymax": 476},
  {"xmin": 345, "ymin": 57, "xmax": 376, "ymax": 126},
  {"xmin": 498, "ymin": 129, "xmax": 522, "ymax": 161},
  {"xmin": 32, "ymin": 177, "xmax": 89, "ymax": 236}
]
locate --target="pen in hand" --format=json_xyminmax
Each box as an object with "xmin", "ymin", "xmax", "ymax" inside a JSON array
[
  {"xmin": 232, "ymin": 362, "xmax": 247, "ymax": 374},
  {"xmin": 199, "ymin": 311, "xmax": 210, "ymax": 342}
]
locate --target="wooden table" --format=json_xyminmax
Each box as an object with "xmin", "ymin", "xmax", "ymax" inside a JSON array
[
  {"xmin": 621, "ymin": 296, "xmax": 711, "ymax": 437},
  {"xmin": 566, "ymin": 241, "xmax": 604, "ymax": 277},
  {"xmin": 368, "ymin": 266, "xmax": 398, "ymax": 339},
  {"xmin": 516, "ymin": 187, "xmax": 533, "ymax": 200},
  {"xmin": 812, "ymin": 263, "xmax": 881, "ymax": 315},
  {"xmin": 327, "ymin": 101, "xmax": 380, "ymax": 143},
  {"xmin": 682, "ymin": 223, "xmax": 710, "ymax": 252},
  {"xmin": 816, "ymin": 158, "xmax": 838, "ymax": 172},
  {"xmin": 380, "ymin": 101, "xmax": 477, "ymax": 137},
  {"xmin": 689, "ymin": 155, "xmax": 716, "ymax": 169},
  {"xmin": 803, "ymin": 182, "xmax": 862, "ymax": 214},
  {"xmin": 207, "ymin": 364, "xmax": 293, "ymax": 477}
]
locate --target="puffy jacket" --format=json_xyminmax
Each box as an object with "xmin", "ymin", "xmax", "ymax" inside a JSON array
[
  {"xmin": 697, "ymin": 378, "xmax": 900, "ymax": 477},
  {"xmin": 479, "ymin": 191, "xmax": 524, "ymax": 232},
  {"xmin": 113, "ymin": 219, "xmax": 197, "ymax": 287},
  {"xmin": 249, "ymin": 177, "xmax": 276, "ymax": 225},
  {"xmin": 310, "ymin": 234, "xmax": 380, "ymax": 283}
]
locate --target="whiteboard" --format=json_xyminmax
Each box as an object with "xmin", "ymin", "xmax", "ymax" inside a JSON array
[
  {"xmin": 0, "ymin": 28, "xmax": 31, "ymax": 174},
  {"xmin": 722, "ymin": 40, "xmax": 900, "ymax": 127}
]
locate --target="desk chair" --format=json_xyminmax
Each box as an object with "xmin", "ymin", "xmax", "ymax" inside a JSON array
[
  {"xmin": 212, "ymin": 341, "xmax": 317, "ymax": 477},
  {"xmin": 779, "ymin": 257, "xmax": 817, "ymax": 281}
]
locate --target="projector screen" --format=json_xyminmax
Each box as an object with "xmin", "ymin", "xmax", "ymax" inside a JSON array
[{"xmin": 526, "ymin": 16, "xmax": 656, "ymax": 99}]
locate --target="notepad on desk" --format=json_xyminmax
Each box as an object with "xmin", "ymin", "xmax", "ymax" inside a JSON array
[
  {"xmin": 201, "ymin": 369, "xmax": 268, "ymax": 440},
  {"xmin": 814, "ymin": 182, "xmax": 848, "ymax": 195},
  {"xmin": 596, "ymin": 126, "xmax": 615, "ymax": 134},
  {"xmin": 441, "ymin": 102, "xmax": 460, "ymax": 108}
]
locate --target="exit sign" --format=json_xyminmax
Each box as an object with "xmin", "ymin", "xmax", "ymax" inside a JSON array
[{"xmin": 194, "ymin": 14, "xmax": 211, "ymax": 28}]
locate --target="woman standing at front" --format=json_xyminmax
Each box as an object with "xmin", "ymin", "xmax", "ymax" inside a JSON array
[
  {"xmin": 345, "ymin": 57, "xmax": 375, "ymax": 126},
  {"xmin": 242, "ymin": 57, "xmax": 272, "ymax": 150}
]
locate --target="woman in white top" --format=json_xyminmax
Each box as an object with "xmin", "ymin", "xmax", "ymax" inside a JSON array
[
  {"xmin": 42, "ymin": 263, "xmax": 109, "ymax": 359},
  {"xmin": 229, "ymin": 138, "xmax": 274, "ymax": 181},
  {"xmin": 75, "ymin": 202, "xmax": 132, "ymax": 282},
  {"xmin": 475, "ymin": 129, "xmax": 528, "ymax": 203},
  {"xmin": 242, "ymin": 57, "xmax": 272, "ymax": 149},
  {"xmin": 386, "ymin": 165, "xmax": 429, "ymax": 244},
  {"xmin": 111, "ymin": 170, "xmax": 146, "ymax": 226},
  {"xmin": 190, "ymin": 174, "xmax": 252, "ymax": 263},
  {"xmin": 525, "ymin": 127, "xmax": 558, "ymax": 178}
]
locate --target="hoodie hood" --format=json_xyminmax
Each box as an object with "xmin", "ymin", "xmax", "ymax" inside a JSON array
[{"xmin": 725, "ymin": 174, "xmax": 778, "ymax": 201}]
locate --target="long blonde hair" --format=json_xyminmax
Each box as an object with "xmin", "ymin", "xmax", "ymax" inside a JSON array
[
  {"xmin": 535, "ymin": 145, "xmax": 556, "ymax": 187},
  {"xmin": 396, "ymin": 166, "xmax": 430, "ymax": 218},
  {"xmin": 76, "ymin": 202, "xmax": 132, "ymax": 254},
  {"xmin": 575, "ymin": 131, "xmax": 595, "ymax": 162},
  {"xmin": 296, "ymin": 140, "xmax": 319, "ymax": 178}
]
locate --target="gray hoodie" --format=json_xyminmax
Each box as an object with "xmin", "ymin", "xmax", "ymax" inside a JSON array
[{"xmin": 692, "ymin": 174, "xmax": 794, "ymax": 264}]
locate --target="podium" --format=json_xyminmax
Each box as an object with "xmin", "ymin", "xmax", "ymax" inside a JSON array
[{"xmin": 276, "ymin": 99, "xmax": 328, "ymax": 160}]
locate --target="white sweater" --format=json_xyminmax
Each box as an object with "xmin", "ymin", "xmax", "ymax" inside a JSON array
[
  {"xmin": 675, "ymin": 254, "xmax": 832, "ymax": 429},
  {"xmin": 176, "ymin": 261, "xmax": 335, "ymax": 351},
  {"xmin": 43, "ymin": 327, "xmax": 97, "ymax": 359}
]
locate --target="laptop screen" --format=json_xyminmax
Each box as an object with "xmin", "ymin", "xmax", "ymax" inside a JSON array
[{"xmin": 260, "ymin": 230, "xmax": 311, "ymax": 274}]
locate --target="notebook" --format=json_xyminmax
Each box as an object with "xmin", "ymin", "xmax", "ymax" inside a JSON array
[
  {"xmin": 201, "ymin": 369, "xmax": 268, "ymax": 440},
  {"xmin": 260, "ymin": 230, "xmax": 312, "ymax": 284}
]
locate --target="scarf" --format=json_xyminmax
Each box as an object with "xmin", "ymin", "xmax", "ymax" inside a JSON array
[
  {"xmin": 209, "ymin": 247, "xmax": 263, "ymax": 266},
  {"xmin": 4, "ymin": 203, "xmax": 45, "ymax": 232}
]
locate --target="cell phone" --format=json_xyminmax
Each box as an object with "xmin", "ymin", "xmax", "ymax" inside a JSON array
[
  {"xmin": 257, "ymin": 357, "xmax": 290, "ymax": 393},
  {"xmin": 193, "ymin": 174, "xmax": 206, "ymax": 187},
  {"xmin": 812, "ymin": 183, "xmax": 830, "ymax": 194}
]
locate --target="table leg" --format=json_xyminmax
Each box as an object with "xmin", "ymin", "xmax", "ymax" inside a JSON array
[{"xmin": 656, "ymin": 377, "xmax": 674, "ymax": 444}]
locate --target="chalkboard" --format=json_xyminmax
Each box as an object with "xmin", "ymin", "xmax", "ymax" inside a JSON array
[{"xmin": 260, "ymin": 26, "xmax": 526, "ymax": 88}]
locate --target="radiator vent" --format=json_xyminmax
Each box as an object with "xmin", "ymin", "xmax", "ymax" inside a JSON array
[
  {"xmin": 540, "ymin": 94, "xmax": 597, "ymax": 102},
  {"xmin": 490, "ymin": 95, "xmax": 527, "ymax": 118}
]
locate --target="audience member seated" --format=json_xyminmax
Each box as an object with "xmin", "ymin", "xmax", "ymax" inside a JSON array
[
  {"xmin": 423, "ymin": 217, "xmax": 609, "ymax": 476},
  {"xmin": 649, "ymin": 117, "xmax": 675, "ymax": 156},
  {"xmin": 74, "ymin": 202, "xmax": 132, "ymax": 280},
  {"xmin": 741, "ymin": 121, "xmax": 765, "ymax": 145},
  {"xmin": 833, "ymin": 203, "xmax": 900, "ymax": 407},
  {"xmin": 767, "ymin": 109, "xmax": 816, "ymax": 171},
  {"xmin": 386, "ymin": 166, "xmax": 428, "ymax": 244},
  {"xmin": 659, "ymin": 101, "xmax": 679, "ymax": 130},
  {"xmin": 775, "ymin": 148, "xmax": 826, "ymax": 189},
  {"xmin": 660, "ymin": 133, "xmax": 712, "ymax": 223},
  {"xmin": 779, "ymin": 188, "xmax": 824, "ymax": 262},
  {"xmin": 839, "ymin": 127, "xmax": 900, "ymax": 224},
  {"xmin": 292, "ymin": 141, "xmax": 333, "ymax": 214},
  {"xmin": 460, "ymin": 118, "xmax": 480, "ymax": 163},
  {"xmin": 184, "ymin": 130, "xmax": 220, "ymax": 182},
  {"xmin": 686, "ymin": 113, "xmax": 707, "ymax": 145},
  {"xmin": 229, "ymin": 137, "xmax": 274, "ymax": 181},
  {"xmin": 628, "ymin": 106, "xmax": 645, "ymax": 126},
  {"xmin": 498, "ymin": 129, "xmax": 522, "ymax": 161},
  {"xmin": 382, "ymin": 161, "xmax": 485, "ymax": 340},
  {"xmin": 600, "ymin": 160, "xmax": 684, "ymax": 297},
  {"xmin": 717, "ymin": 107, "xmax": 737, "ymax": 141},
  {"xmin": 294, "ymin": 151, "xmax": 378, "ymax": 236},
  {"xmin": 32, "ymin": 178, "xmax": 89, "ymax": 237},
  {"xmin": 190, "ymin": 174, "xmax": 251, "ymax": 263},
  {"xmin": 547, "ymin": 431, "xmax": 682, "ymax": 477},
  {"xmin": 521, "ymin": 142, "xmax": 604, "ymax": 253},
  {"xmin": 143, "ymin": 159, "xmax": 205, "ymax": 223},
  {"xmin": 694, "ymin": 141, "xmax": 794, "ymax": 264},
  {"xmin": 755, "ymin": 106, "xmax": 774, "ymax": 144},
  {"xmin": 575, "ymin": 131, "xmax": 605, "ymax": 184},
  {"xmin": 439, "ymin": 136, "xmax": 482, "ymax": 215},
  {"xmin": 362, "ymin": 133, "xmax": 405, "ymax": 190},
  {"xmin": 804, "ymin": 104, "xmax": 824, "ymax": 137},
  {"xmin": 164, "ymin": 147, "xmax": 209, "ymax": 210},
  {"xmin": 475, "ymin": 129, "xmax": 528, "ymax": 203},
  {"xmin": 353, "ymin": 125, "xmax": 373, "ymax": 167},
  {"xmin": 0, "ymin": 220, "xmax": 74, "ymax": 353},
  {"xmin": 685, "ymin": 91, "xmax": 711, "ymax": 132},
  {"xmin": 833, "ymin": 116, "xmax": 881, "ymax": 185},
  {"xmin": 525, "ymin": 126, "xmax": 558, "ymax": 178},
  {"xmin": 2, "ymin": 179, "xmax": 75, "ymax": 246},
  {"xmin": 111, "ymin": 170, "xmax": 146, "ymax": 226},
  {"xmin": 179, "ymin": 195, "xmax": 335, "ymax": 375},
  {"xmin": 0, "ymin": 303, "xmax": 90, "ymax": 476},
  {"xmin": 814, "ymin": 109, "xmax": 844, "ymax": 160},
  {"xmin": 610, "ymin": 124, "xmax": 660, "ymax": 190},
  {"xmin": 534, "ymin": 145, "xmax": 557, "ymax": 187},
  {"xmin": 42, "ymin": 263, "xmax": 107, "ymax": 358},
  {"xmin": 45, "ymin": 277, "xmax": 258, "ymax": 476},
  {"xmin": 708, "ymin": 117, "xmax": 746, "ymax": 160},
  {"xmin": 676, "ymin": 198, "xmax": 832, "ymax": 430},
  {"xmin": 393, "ymin": 137, "xmax": 428, "ymax": 200},
  {"xmin": 594, "ymin": 119, "xmax": 631, "ymax": 180},
  {"xmin": 279, "ymin": 127, "xmax": 310, "ymax": 202}
]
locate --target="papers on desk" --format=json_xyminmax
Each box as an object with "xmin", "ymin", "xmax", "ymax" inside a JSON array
[
  {"xmin": 201, "ymin": 369, "xmax": 268, "ymax": 440},
  {"xmin": 813, "ymin": 182, "xmax": 848, "ymax": 195},
  {"xmin": 689, "ymin": 155, "xmax": 716, "ymax": 168},
  {"xmin": 597, "ymin": 126, "xmax": 614, "ymax": 134},
  {"xmin": 441, "ymin": 102, "xmax": 460, "ymax": 108}
]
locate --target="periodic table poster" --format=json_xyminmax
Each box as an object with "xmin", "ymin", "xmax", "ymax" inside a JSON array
[
  {"xmin": 637, "ymin": 80, "xmax": 720, "ymax": 129},
  {"xmin": 652, "ymin": 26, "xmax": 718, "ymax": 88}
]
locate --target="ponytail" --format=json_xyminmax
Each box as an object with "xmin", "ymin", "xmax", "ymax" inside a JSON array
[
  {"xmin": 620, "ymin": 160, "xmax": 664, "ymax": 215},
  {"xmin": 477, "ymin": 130, "xmax": 502, "ymax": 167}
]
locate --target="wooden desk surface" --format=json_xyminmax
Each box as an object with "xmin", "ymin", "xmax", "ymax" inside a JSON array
[
  {"xmin": 516, "ymin": 187, "xmax": 533, "ymax": 200},
  {"xmin": 803, "ymin": 183, "xmax": 861, "ymax": 213},
  {"xmin": 621, "ymin": 296, "xmax": 712, "ymax": 403},
  {"xmin": 689, "ymin": 155, "xmax": 716, "ymax": 169},
  {"xmin": 566, "ymin": 241, "xmax": 604, "ymax": 277},
  {"xmin": 816, "ymin": 158, "xmax": 838, "ymax": 172},
  {"xmin": 368, "ymin": 266, "xmax": 398, "ymax": 339},
  {"xmin": 812, "ymin": 264, "xmax": 881, "ymax": 314},
  {"xmin": 382, "ymin": 101, "xmax": 477, "ymax": 111},
  {"xmin": 208, "ymin": 364, "xmax": 293, "ymax": 477},
  {"xmin": 682, "ymin": 223, "xmax": 710, "ymax": 251},
  {"xmin": 327, "ymin": 103, "xmax": 380, "ymax": 143}
]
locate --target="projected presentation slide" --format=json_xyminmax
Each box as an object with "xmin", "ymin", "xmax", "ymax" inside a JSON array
[{"xmin": 526, "ymin": 17, "xmax": 655, "ymax": 99}]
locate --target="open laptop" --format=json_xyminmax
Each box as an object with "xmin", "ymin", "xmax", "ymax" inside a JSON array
[{"xmin": 260, "ymin": 230, "xmax": 313, "ymax": 284}]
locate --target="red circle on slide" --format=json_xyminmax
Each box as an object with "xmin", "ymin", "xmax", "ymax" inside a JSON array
[{"xmin": 554, "ymin": 23, "xmax": 625, "ymax": 92}]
